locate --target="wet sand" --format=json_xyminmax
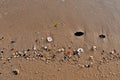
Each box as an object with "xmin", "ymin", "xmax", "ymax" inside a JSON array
[{"xmin": 0, "ymin": 0, "xmax": 120, "ymax": 80}]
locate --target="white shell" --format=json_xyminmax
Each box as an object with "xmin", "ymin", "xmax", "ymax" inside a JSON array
[
  {"xmin": 77, "ymin": 48, "xmax": 84, "ymax": 53},
  {"xmin": 47, "ymin": 37, "xmax": 53, "ymax": 42},
  {"xmin": 77, "ymin": 48, "xmax": 84, "ymax": 55}
]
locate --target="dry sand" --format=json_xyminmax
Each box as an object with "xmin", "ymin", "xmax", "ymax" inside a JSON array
[{"xmin": 0, "ymin": 0, "xmax": 120, "ymax": 80}]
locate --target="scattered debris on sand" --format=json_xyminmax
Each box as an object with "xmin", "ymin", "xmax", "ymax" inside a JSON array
[{"xmin": 0, "ymin": 34, "xmax": 119, "ymax": 76}]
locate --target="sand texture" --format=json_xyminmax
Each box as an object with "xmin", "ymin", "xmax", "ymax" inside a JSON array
[{"xmin": 0, "ymin": 0, "xmax": 120, "ymax": 80}]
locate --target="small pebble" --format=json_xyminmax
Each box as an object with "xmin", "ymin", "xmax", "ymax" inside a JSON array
[
  {"xmin": 89, "ymin": 56, "xmax": 94, "ymax": 61},
  {"xmin": 61, "ymin": 48, "xmax": 65, "ymax": 52},
  {"xmin": 7, "ymin": 57, "xmax": 12, "ymax": 61},
  {"xmin": 78, "ymin": 64, "xmax": 85, "ymax": 68},
  {"xmin": 12, "ymin": 53, "xmax": 16, "ymax": 56},
  {"xmin": 41, "ymin": 37, "xmax": 44, "ymax": 40},
  {"xmin": 67, "ymin": 49, "xmax": 72, "ymax": 57},
  {"xmin": 26, "ymin": 57, "xmax": 30, "ymax": 60},
  {"xmin": 44, "ymin": 46, "xmax": 48, "ymax": 50},
  {"xmin": 92, "ymin": 46, "xmax": 97, "ymax": 51},
  {"xmin": 85, "ymin": 64, "xmax": 91, "ymax": 68},
  {"xmin": 58, "ymin": 48, "xmax": 65, "ymax": 52},
  {"xmin": 33, "ymin": 45, "xmax": 37, "ymax": 50},
  {"xmin": 58, "ymin": 68, "xmax": 61, "ymax": 71}
]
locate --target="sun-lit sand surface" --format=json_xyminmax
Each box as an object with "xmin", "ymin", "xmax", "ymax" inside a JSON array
[{"xmin": 0, "ymin": 0, "xmax": 120, "ymax": 80}]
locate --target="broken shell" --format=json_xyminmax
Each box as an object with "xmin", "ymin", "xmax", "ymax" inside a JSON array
[
  {"xmin": 77, "ymin": 48, "xmax": 84, "ymax": 53},
  {"xmin": 12, "ymin": 69, "xmax": 19, "ymax": 75},
  {"xmin": 77, "ymin": 48, "xmax": 84, "ymax": 55},
  {"xmin": 47, "ymin": 37, "xmax": 53, "ymax": 42}
]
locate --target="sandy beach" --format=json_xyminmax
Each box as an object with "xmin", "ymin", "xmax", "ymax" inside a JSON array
[{"xmin": 0, "ymin": 0, "xmax": 120, "ymax": 80}]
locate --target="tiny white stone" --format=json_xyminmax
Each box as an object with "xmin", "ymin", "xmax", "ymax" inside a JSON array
[
  {"xmin": 111, "ymin": 51, "xmax": 114, "ymax": 54},
  {"xmin": 47, "ymin": 37, "xmax": 53, "ymax": 42},
  {"xmin": 93, "ymin": 46, "xmax": 97, "ymax": 49},
  {"xmin": 33, "ymin": 45, "xmax": 37, "ymax": 50},
  {"xmin": 44, "ymin": 46, "xmax": 48, "ymax": 50},
  {"xmin": 58, "ymin": 48, "xmax": 65, "ymax": 52},
  {"xmin": 7, "ymin": 57, "xmax": 11, "ymax": 60},
  {"xmin": 92, "ymin": 46, "xmax": 97, "ymax": 51}
]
